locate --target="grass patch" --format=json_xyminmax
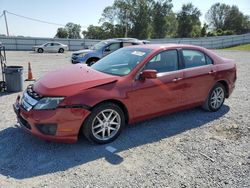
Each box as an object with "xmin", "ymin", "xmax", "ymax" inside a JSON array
[{"xmin": 224, "ymin": 44, "xmax": 250, "ymax": 51}]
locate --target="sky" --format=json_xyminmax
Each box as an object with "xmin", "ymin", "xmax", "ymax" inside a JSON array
[{"xmin": 0, "ymin": 0, "xmax": 249, "ymax": 38}]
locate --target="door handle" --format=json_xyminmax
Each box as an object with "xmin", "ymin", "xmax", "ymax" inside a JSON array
[
  {"xmin": 172, "ymin": 77, "xmax": 183, "ymax": 82},
  {"xmin": 208, "ymin": 70, "xmax": 216, "ymax": 74}
]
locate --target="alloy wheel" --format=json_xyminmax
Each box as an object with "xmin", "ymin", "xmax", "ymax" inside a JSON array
[
  {"xmin": 91, "ymin": 109, "xmax": 121, "ymax": 141},
  {"xmin": 210, "ymin": 87, "xmax": 224, "ymax": 109}
]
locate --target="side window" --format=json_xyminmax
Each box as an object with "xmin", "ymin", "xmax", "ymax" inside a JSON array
[
  {"xmin": 144, "ymin": 50, "xmax": 178, "ymax": 73},
  {"xmin": 123, "ymin": 42, "xmax": 133, "ymax": 47},
  {"xmin": 108, "ymin": 43, "xmax": 121, "ymax": 51},
  {"xmin": 182, "ymin": 50, "xmax": 206, "ymax": 68}
]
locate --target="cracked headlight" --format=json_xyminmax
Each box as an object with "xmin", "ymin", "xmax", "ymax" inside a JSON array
[{"xmin": 33, "ymin": 97, "xmax": 64, "ymax": 110}]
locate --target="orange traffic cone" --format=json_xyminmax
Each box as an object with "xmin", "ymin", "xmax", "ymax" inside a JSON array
[{"xmin": 25, "ymin": 62, "xmax": 36, "ymax": 81}]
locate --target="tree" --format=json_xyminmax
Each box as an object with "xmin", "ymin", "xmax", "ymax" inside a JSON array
[
  {"xmin": 205, "ymin": 3, "xmax": 230, "ymax": 30},
  {"xmin": 82, "ymin": 22, "xmax": 126, "ymax": 39},
  {"xmin": 55, "ymin": 27, "xmax": 68, "ymax": 38},
  {"xmin": 65, "ymin": 22, "xmax": 81, "ymax": 39},
  {"xmin": 201, "ymin": 23, "xmax": 208, "ymax": 37},
  {"xmin": 151, "ymin": 0, "xmax": 173, "ymax": 38},
  {"xmin": 55, "ymin": 22, "xmax": 82, "ymax": 39},
  {"xmin": 165, "ymin": 12, "xmax": 178, "ymax": 37},
  {"xmin": 177, "ymin": 3, "xmax": 201, "ymax": 38},
  {"xmin": 224, "ymin": 5, "xmax": 250, "ymax": 34},
  {"xmin": 99, "ymin": 0, "xmax": 155, "ymax": 39},
  {"xmin": 130, "ymin": 0, "xmax": 154, "ymax": 39},
  {"xmin": 206, "ymin": 3, "xmax": 250, "ymax": 34},
  {"xmin": 99, "ymin": 0, "xmax": 132, "ymax": 37},
  {"xmin": 82, "ymin": 25, "xmax": 104, "ymax": 39}
]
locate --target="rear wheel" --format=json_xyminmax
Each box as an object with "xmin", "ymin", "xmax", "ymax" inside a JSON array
[
  {"xmin": 58, "ymin": 48, "xmax": 64, "ymax": 53},
  {"xmin": 202, "ymin": 83, "xmax": 225, "ymax": 112},
  {"xmin": 83, "ymin": 103, "xmax": 125, "ymax": 144},
  {"xmin": 37, "ymin": 48, "xmax": 43, "ymax": 53}
]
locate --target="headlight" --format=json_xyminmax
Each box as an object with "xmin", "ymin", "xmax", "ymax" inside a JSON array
[
  {"xmin": 77, "ymin": 53, "xmax": 87, "ymax": 58},
  {"xmin": 33, "ymin": 97, "xmax": 64, "ymax": 110}
]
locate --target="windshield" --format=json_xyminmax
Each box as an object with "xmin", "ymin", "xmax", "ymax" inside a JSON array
[
  {"xmin": 90, "ymin": 41, "xmax": 107, "ymax": 50},
  {"xmin": 91, "ymin": 48, "xmax": 152, "ymax": 76}
]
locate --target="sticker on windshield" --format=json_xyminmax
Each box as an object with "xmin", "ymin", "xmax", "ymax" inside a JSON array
[{"xmin": 131, "ymin": 51, "xmax": 146, "ymax": 56}]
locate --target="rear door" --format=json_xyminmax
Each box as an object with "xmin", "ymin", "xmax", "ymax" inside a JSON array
[
  {"xmin": 129, "ymin": 49, "xmax": 184, "ymax": 119},
  {"xmin": 180, "ymin": 49, "xmax": 215, "ymax": 105},
  {"xmin": 52, "ymin": 43, "xmax": 60, "ymax": 52}
]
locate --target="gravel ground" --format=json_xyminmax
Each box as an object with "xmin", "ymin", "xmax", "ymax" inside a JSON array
[{"xmin": 0, "ymin": 51, "xmax": 249, "ymax": 188}]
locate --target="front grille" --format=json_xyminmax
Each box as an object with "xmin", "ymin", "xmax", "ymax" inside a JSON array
[
  {"xmin": 27, "ymin": 85, "xmax": 42, "ymax": 99},
  {"xmin": 19, "ymin": 116, "xmax": 31, "ymax": 130}
]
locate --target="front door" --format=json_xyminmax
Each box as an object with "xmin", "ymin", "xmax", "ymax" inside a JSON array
[
  {"xmin": 44, "ymin": 43, "xmax": 54, "ymax": 52},
  {"xmin": 128, "ymin": 49, "xmax": 184, "ymax": 120}
]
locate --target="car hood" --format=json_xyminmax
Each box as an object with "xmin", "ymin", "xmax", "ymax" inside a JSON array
[
  {"xmin": 33, "ymin": 64, "xmax": 118, "ymax": 97},
  {"xmin": 72, "ymin": 49, "xmax": 93, "ymax": 55}
]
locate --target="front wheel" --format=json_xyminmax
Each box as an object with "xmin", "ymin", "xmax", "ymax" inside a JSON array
[
  {"xmin": 86, "ymin": 59, "xmax": 98, "ymax": 66},
  {"xmin": 37, "ymin": 48, "xmax": 44, "ymax": 53},
  {"xmin": 82, "ymin": 103, "xmax": 125, "ymax": 144},
  {"xmin": 202, "ymin": 83, "xmax": 226, "ymax": 112}
]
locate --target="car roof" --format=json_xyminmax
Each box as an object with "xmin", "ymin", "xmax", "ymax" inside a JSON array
[
  {"xmin": 104, "ymin": 38, "xmax": 143, "ymax": 43},
  {"xmin": 125, "ymin": 43, "xmax": 222, "ymax": 63},
  {"xmin": 126, "ymin": 43, "xmax": 207, "ymax": 51},
  {"xmin": 45, "ymin": 42, "xmax": 62, "ymax": 44}
]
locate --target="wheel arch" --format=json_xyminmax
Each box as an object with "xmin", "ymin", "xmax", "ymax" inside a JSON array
[
  {"xmin": 91, "ymin": 99, "xmax": 129, "ymax": 124},
  {"xmin": 78, "ymin": 99, "xmax": 129, "ymax": 140},
  {"xmin": 217, "ymin": 80, "xmax": 229, "ymax": 98},
  {"xmin": 86, "ymin": 57, "xmax": 100, "ymax": 65},
  {"xmin": 37, "ymin": 48, "xmax": 44, "ymax": 52},
  {"xmin": 58, "ymin": 48, "xmax": 64, "ymax": 52}
]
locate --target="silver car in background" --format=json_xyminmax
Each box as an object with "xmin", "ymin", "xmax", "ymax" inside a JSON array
[{"xmin": 32, "ymin": 42, "xmax": 68, "ymax": 53}]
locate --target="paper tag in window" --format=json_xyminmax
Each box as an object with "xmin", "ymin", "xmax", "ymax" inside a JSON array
[{"xmin": 131, "ymin": 51, "xmax": 145, "ymax": 56}]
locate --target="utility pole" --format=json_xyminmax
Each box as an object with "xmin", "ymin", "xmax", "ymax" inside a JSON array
[{"xmin": 3, "ymin": 10, "xmax": 9, "ymax": 36}]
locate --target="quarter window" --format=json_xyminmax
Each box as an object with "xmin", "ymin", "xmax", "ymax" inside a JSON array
[
  {"xmin": 144, "ymin": 50, "xmax": 178, "ymax": 73},
  {"xmin": 182, "ymin": 50, "xmax": 206, "ymax": 68},
  {"xmin": 205, "ymin": 55, "xmax": 213, "ymax": 64}
]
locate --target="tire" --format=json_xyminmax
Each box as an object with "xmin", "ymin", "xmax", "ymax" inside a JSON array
[
  {"xmin": 83, "ymin": 102, "xmax": 125, "ymax": 144},
  {"xmin": 86, "ymin": 58, "xmax": 98, "ymax": 66},
  {"xmin": 58, "ymin": 48, "xmax": 64, "ymax": 53},
  {"xmin": 37, "ymin": 48, "xmax": 44, "ymax": 53},
  {"xmin": 202, "ymin": 83, "xmax": 226, "ymax": 112}
]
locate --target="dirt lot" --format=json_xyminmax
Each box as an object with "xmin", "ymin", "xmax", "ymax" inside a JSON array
[{"xmin": 0, "ymin": 51, "xmax": 249, "ymax": 188}]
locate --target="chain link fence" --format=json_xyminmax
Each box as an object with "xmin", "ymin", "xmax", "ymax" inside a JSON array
[{"xmin": 0, "ymin": 33, "xmax": 250, "ymax": 51}]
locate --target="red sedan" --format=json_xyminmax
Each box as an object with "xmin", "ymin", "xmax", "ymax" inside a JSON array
[{"xmin": 13, "ymin": 44, "xmax": 236, "ymax": 144}]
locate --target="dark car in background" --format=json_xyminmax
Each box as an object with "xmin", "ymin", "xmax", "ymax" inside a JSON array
[{"xmin": 71, "ymin": 38, "xmax": 149, "ymax": 65}]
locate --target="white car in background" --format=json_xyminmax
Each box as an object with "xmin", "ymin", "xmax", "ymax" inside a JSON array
[{"xmin": 32, "ymin": 42, "xmax": 68, "ymax": 53}]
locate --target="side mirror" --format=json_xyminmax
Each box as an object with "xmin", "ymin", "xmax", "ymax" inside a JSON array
[{"xmin": 140, "ymin": 70, "xmax": 157, "ymax": 80}]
